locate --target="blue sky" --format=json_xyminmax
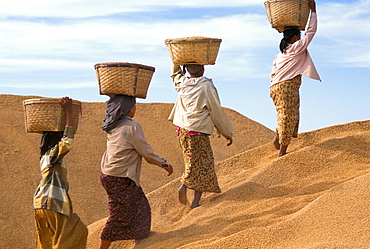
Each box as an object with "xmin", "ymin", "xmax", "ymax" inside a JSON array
[{"xmin": 1, "ymin": 0, "xmax": 369, "ymax": 132}]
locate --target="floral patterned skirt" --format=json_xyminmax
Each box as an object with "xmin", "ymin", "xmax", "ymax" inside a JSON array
[
  {"xmin": 177, "ymin": 127, "xmax": 221, "ymax": 193},
  {"xmin": 270, "ymin": 75, "xmax": 302, "ymax": 146},
  {"xmin": 100, "ymin": 173, "xmax": 151, "ymax": 241}
]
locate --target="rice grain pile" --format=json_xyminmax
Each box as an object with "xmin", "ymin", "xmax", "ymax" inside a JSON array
[
  {"xmin": 87, "ymin": 121, "xmax": 370, "ymax": 248},
  {"xmin": 2, "ymin": 94, "xmax": 369, "ymax": 248},
  {"xmin": 0, "ymin": 94, "xmax": 273, "ymax": 249}
]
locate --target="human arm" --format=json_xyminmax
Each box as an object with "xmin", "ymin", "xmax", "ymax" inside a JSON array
[
  {"xmin": 309, "ymin": 0, "xmax": 316, "ymax": 13},
  {"xmin": 131, "ymin": 123, "xmax": 173, "ymax": 175},
  {"xmin": 59, "ymin": 97, "xmax": 74, "ymax": 127},
  {"xmin": 291, "ymin": 1, "xmax": 317, "ymax": 54},
  {"xmin": 46, "ymin": 127, "xmax": 74, "ymax": 166},
  {"xmin": 170, "ymin": 64, "xmax": 187, "ymax": 87},
  {"xmin": 206, "ymin": 82, "xmax": 233, "ymax": 145},
  {"xmin": 42, "ymin": 97, "xmax": 75, "ymax": 166},
  {"xmin": 161, "ymin": 162, "xmax": 174, "ymax": 176}
]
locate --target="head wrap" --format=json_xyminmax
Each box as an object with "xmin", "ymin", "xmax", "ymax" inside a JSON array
[{"xmin": 102, "ymin": 94, "xmax": 136, "ymax": 132}]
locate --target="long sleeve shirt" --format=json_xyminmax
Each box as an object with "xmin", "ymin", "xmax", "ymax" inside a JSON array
[
  {"xmin": 101, "ymin": 116, "xmax": 167, "ymax": 186},
  {"xmin": 168, "ymin": 64, "xmax": 233, "ymax": 139},
  {"xmin": 270, "ymin": 12, "xmax": 321, "ymax": 86},
  {"xmin": 33, "ymin": 126, "xmax": 74, "ymax": 217}
]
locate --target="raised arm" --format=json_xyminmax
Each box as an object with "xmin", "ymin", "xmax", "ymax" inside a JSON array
[
  {"xmin": 309, "ymin": 0, "xmax": 316, "ymax": 13},
  {"xmin": 170, "ymin": 64, "xmax": 187, "ymax": 85},
  {"xmin": 291, "ymin": 0, "xmax": 318, "ymax": 54},
  {"xmin": 59, "ymin": 97, "xmax": 74, "ymax": 127}
]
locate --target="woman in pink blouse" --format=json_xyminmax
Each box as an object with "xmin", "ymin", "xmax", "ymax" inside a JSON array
[{"xmin": 270, "ymin": 0, "xmax": 321, "ymax": 157}]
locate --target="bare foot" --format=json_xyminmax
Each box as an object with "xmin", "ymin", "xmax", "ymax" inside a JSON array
[
  {"xmin": 178, "ymin": 184, "xmax": 187, "ymax": 204},
  {"xmin": 272, "ymin": 130, "xmax": 280, "ymax": 150},
  {"xmin": 134, "ymin": 239, "xmax": 141, "ymax": 245},
  {"xmin": 272, "ymin": 135, "xmax": 280, "ymax": 150},
  {"xmin": 190, "ymin": 204, "xmax": 201, "ymax": 209},
  {"xmin": 278, "ymin": 145, "xmax": 288, "ymax": 157},
  {"xmin": 190, "ymin": 190, "xmax": 202, "ymax": 209}
]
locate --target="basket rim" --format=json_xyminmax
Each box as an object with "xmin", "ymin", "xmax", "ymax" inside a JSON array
[
  {"xmin": 94, "ymin": 62, "xmax": 155, "ymax": 71},
  {"xmin": 23, "ymin": 98, "xmax": 82, "ymax": 106},
  {"xmin": 165, "ymin": 37, "xmax": 222, "ymax": 44},
  {"xmin": 264, "ymin": 0, "xmax": 309, "ymax": 3}
]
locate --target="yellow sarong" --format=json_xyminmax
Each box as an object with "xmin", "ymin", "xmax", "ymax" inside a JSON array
[{"xmin": 35, "ymin": 209, "xmax": 88, "ymax": 249}]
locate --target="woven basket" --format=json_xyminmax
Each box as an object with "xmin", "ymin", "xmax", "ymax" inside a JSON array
[
  {"xmin": 264, "ymin": 0, "xmax": 310, "ymax": 33},
  {"xmin": 23, "ymin": 98, "xmax": 81, "ymax": 133},
  {"xmin": 165, "ymin": 36, "xmax": 222, "ymax": 65},
  {"xmin": 95, "ymin": 62, "xmax": 155, "ymax": 99}
]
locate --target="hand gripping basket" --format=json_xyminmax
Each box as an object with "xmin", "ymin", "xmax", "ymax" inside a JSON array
[
  {"xmin": 165, "ymin": 37, "xmax": 222, "ymax": 65},
  {"xmin": 23, "ymin": 98, "xmax": 82, "ymax": 133},
  {"xmin": 94, "ymin": 62, "xmax": 155, "ymax": 99},
  {"xmin": 264, "ymin": 0, "xmax": 310, "ymax": 33}
]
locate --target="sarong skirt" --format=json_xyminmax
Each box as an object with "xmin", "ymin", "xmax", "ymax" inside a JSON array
[
  {"xmin": 100, "ymin": 173, "xmax": 151, "ymax": 241},
  {"xmin": 177, "ymin": 127, "xmax": 221, "ymax": 193},
  {"xmin": 270, "ymin": 75, "xmax": 302, "ymax": 146},
  {"xmin": 34, "ymin": 209, "xmax": 88, "ymax": 249}
]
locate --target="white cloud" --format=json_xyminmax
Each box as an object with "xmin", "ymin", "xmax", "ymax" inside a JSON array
[
  {"xmin": 0, "ymin": 12, "xmax": 274, "ymax": 70},
  {"xmin": 0, "ymin": 58, "xmax": 90, "ymax": 73},
  {"xmin": 0, "ymin": 81, "xmax": 93, "ymax": 89},
  {"xmin": 1, "ymin": 0, "xmax": 262, "ymax": 18},
  {"xmin": 0, "ymin": 0, "xmax": 369, "ymax": 90},
  {"xmin": 315, "ymin": 0, "xmax": 370, "ymax": 67},
  {"xmin": 0, "ymin": 1, "xmax": 368, "ymax": 133},
  {"xmin": 342, "ymin": 52, "xmax": 370, "ymax": 68}
]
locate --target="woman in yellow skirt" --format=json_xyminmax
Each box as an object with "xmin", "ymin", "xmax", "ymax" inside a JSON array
[{"xmin": 34, "ymin": 97, "xmax": 88, "ymax": 249}]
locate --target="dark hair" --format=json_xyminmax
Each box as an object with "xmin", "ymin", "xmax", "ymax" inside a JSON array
[
  {"xmin": 185, "ymin": 64, "xmax": 204, "ymax": 75},
  {"xmin": 279, "ymin": 28, "xmax": 301, "ymax": 53},
  {"xmin": 39, "ymin": 131, "xmax": 64, "ymax": 157}
]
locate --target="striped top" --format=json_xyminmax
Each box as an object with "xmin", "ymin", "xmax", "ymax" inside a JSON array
[{"xmin": 33, "ymin": 126, "xmax": 74, "ymax": 217}]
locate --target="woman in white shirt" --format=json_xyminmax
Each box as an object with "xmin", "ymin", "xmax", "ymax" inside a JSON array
[
  {"xmin": 168, "ymin": 64, "xmax": 233, "ymax": 209},
  {"xmin": 99, "ymin": 94, "xmax": 173, "ymax": 249}
]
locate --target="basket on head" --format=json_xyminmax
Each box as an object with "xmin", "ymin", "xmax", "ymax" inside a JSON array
[
  {"xmin": 23, "ymin": 98, "xmax": 82, "ymax": 133},
  {"xmin": 165, "ymin": 36, "xmax": 222, "ymax": 65},
  {"xmin": 94, "ymin": 62, "xmax": 155, "ymax": 99},
  {"xmin": 264, "ymin": 0, "xmax": 310, "ymax": 33}
]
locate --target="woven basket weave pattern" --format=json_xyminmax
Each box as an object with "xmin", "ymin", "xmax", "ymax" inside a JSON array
[
  {"xmin": 165, "ymin": 37, "xmax": 222, "ymax": 65},
  {"xmin": 95, "ymin": 63, "xmax": 155, "ymax": 99},
  {"xmin": 24, "ymin": 98, "xmax": 81, "ymax": 133},
  {"xmin": 264, "ymin": 0, "xmax": 310, "ymax": 33}
]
